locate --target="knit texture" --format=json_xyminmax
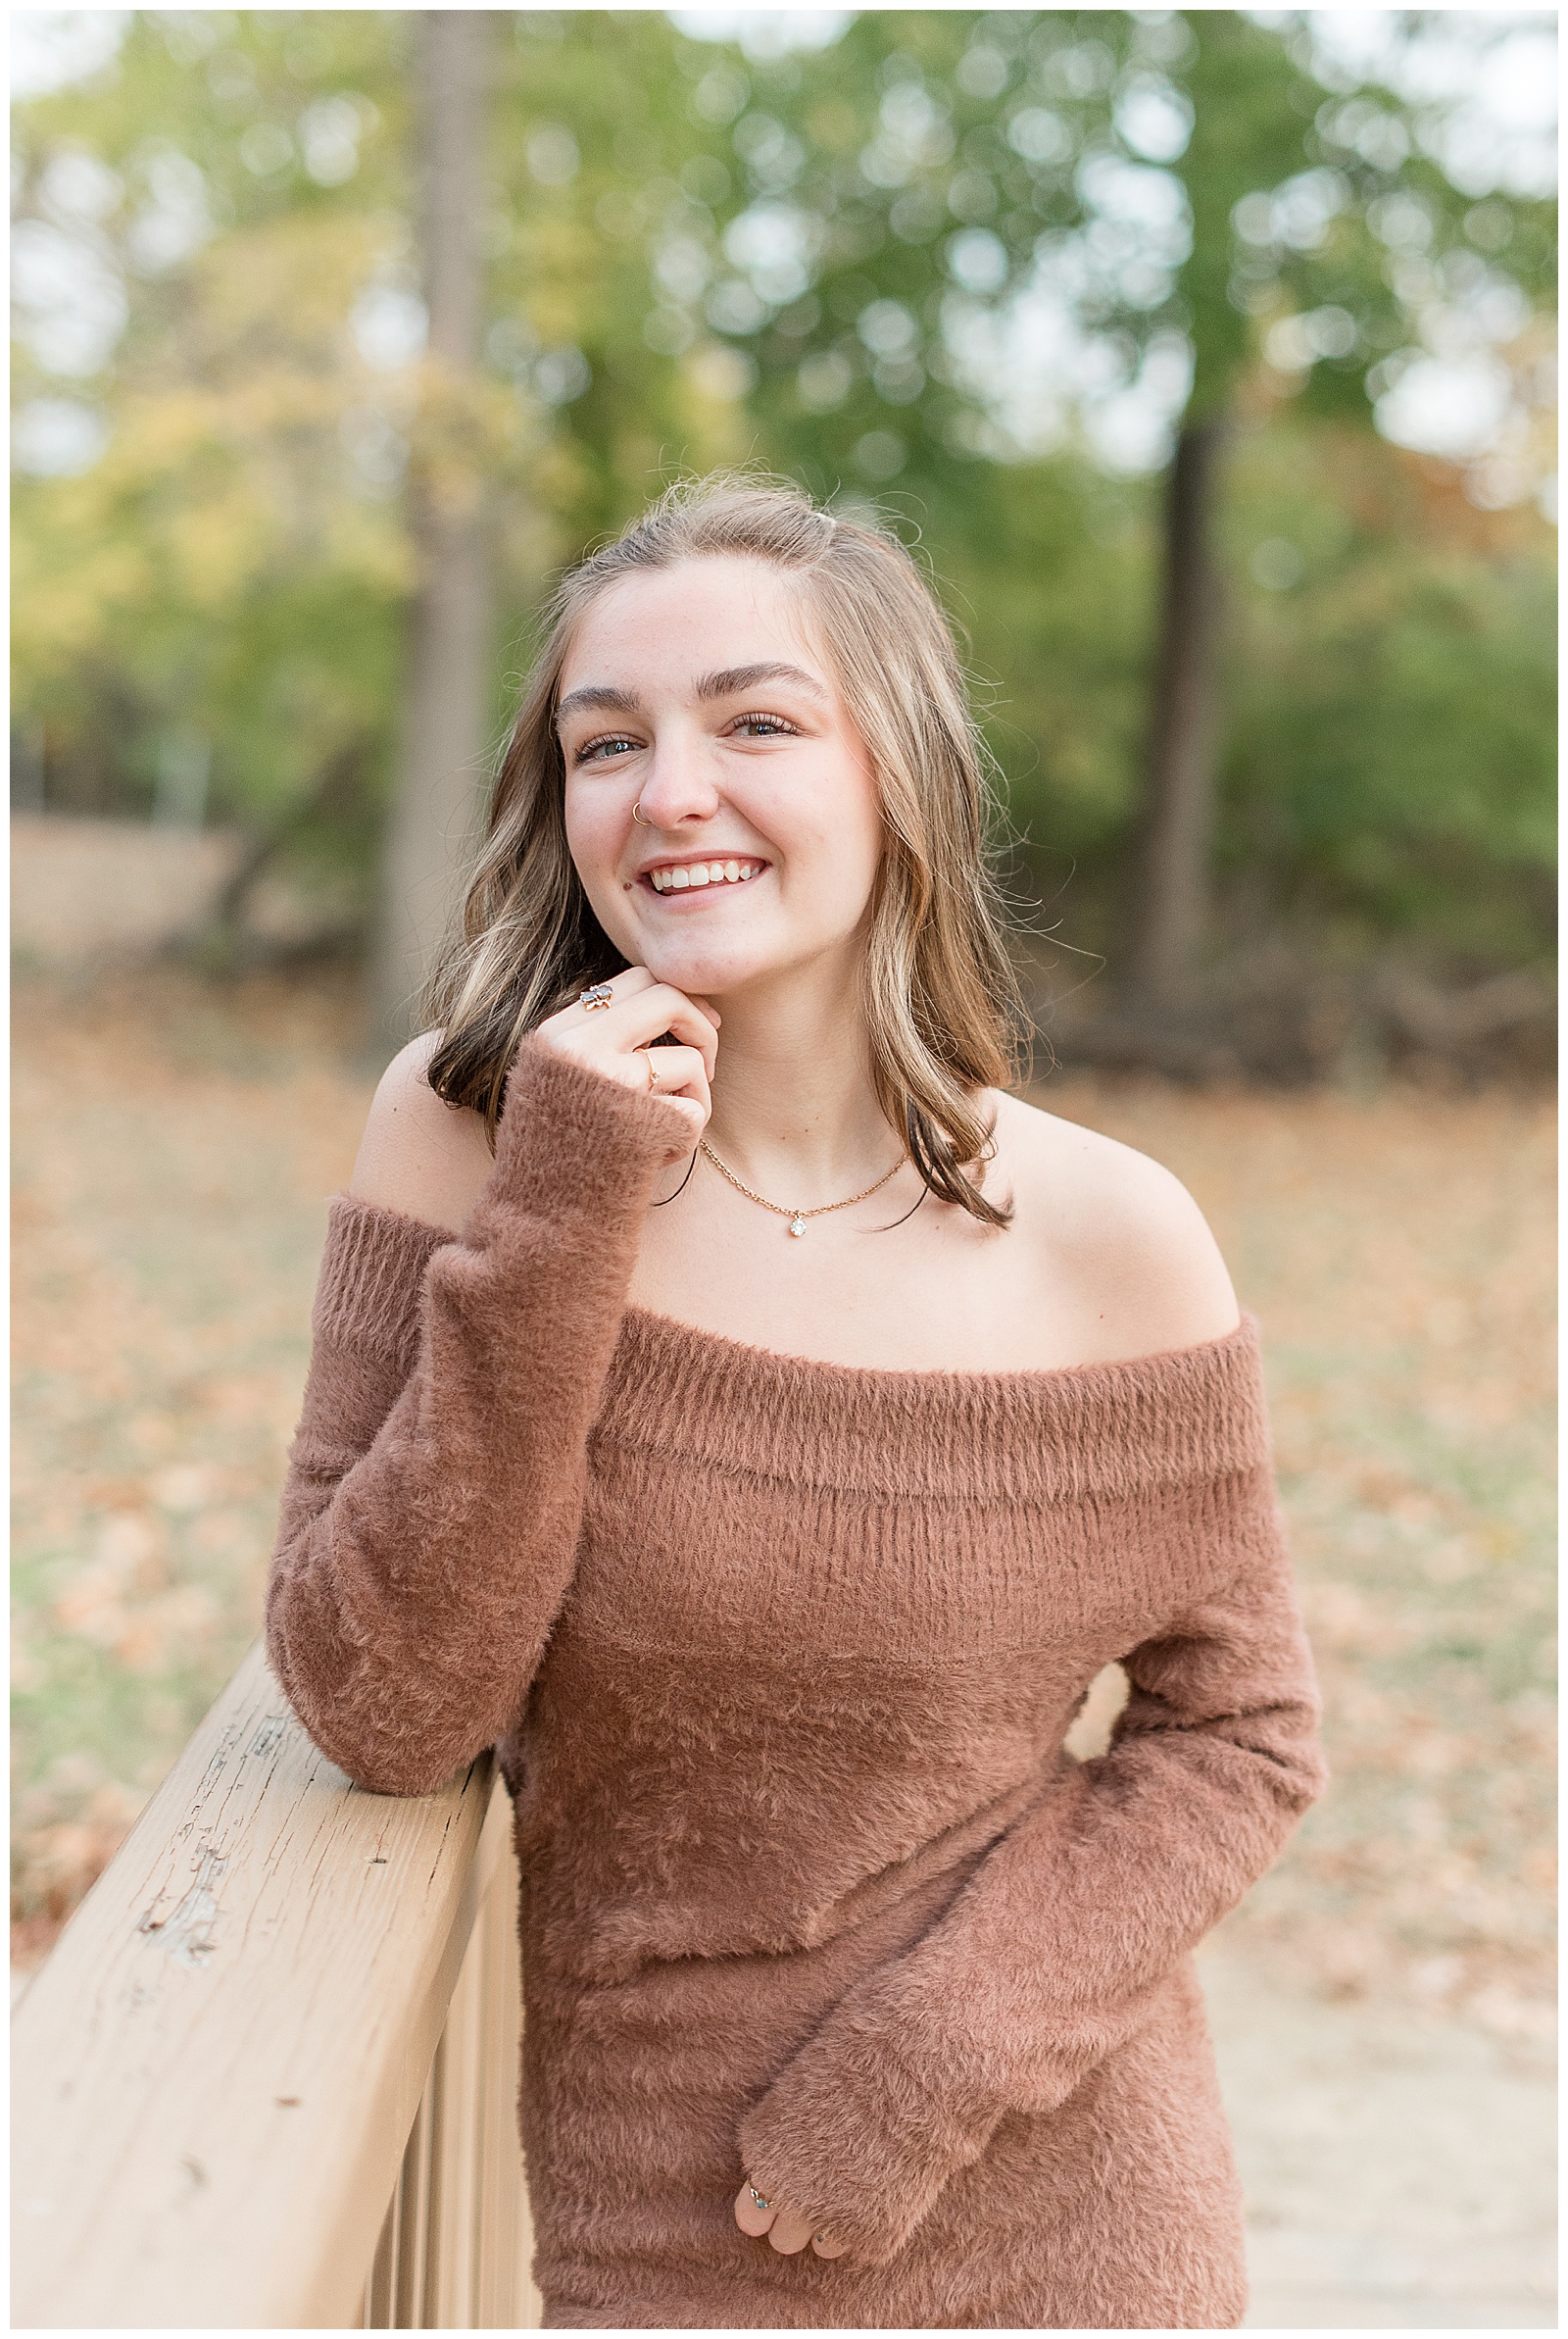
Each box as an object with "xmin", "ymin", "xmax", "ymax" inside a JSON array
[{"xmin": 268, "ymin": 1037, "xmax": 1326, "ymax": 2330}]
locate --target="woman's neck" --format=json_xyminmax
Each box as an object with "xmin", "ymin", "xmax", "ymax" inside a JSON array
[{"xmin": 700, "ymin": 970, "xmax": 898, "ymax": 1203}]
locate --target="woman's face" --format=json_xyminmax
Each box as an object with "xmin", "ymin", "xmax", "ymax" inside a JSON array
[{"xmin": 556, "ymin": 555, "xmax": 884, "ymax": 1002}]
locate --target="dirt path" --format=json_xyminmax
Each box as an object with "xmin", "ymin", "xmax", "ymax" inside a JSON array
[
  {"xmin": 11, "ymin": 967, "xmax": 1555, "ymax": 2324},
  {"xmin": 1200, "ymin": 1946, "xmax": 1555, "ymax": 2329}
]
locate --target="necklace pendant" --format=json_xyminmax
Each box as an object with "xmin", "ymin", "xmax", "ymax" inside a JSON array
[{"xmin": 788, "ymin": 1215, "xmax": 808, "ymax": 1238}]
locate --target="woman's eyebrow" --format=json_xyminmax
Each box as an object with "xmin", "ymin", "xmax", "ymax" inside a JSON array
[
  {"xmin": 556, "ymin": 683, "xmax": 642, "ymax": 725},
  {"xmin": 556, "ymin": 664, "xmax": 825, "ymax": 728},
  {"xmin": 696, "ymin": 662, "xmax": 826, "ymax": 702}
]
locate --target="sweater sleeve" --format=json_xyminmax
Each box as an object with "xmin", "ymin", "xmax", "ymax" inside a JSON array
[
  {"xmin": 737, "ymin": 1460, "xmax": 1325, "ymax": 2264},
  {"xmin": 266, "ymin": 1036, "xmax": 691, "ymax": 1797}
]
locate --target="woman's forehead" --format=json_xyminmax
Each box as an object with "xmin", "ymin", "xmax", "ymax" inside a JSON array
[{"xmin": 561, "ymin": 556, "xmax": 827, "ymax": 689}]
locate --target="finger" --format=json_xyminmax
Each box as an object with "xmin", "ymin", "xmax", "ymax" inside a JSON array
[
  {"xmin": 656, "ymin": 1093, "xmax": 709, "ymax": 1147},
  {"xmin": 609, "ymin": 970, "xmax": 719, "ymax": 1030},
  {"xmin": 538, "ymin": 967, "xmax": 655, "ymax": 1036},
  {"xmin": 767, "ymin": 2208, "xmax": 815, "ymax": 2256},
  {"xmin": 642, "ymin": 1058, "xmax": 710, "ymax": 1141},
  {"xmin": 612, "ymin": 986, "xmax": 720, "ymax": 1075},
  {"xmin": 570, "ymin": 968, "xmax": 659, "ymax": 1015},
  {"xmin": 641, "ymin": 1044, "xmax": 709, "ymax": 1106},
  {"xmin": 733, "ymin": 2180, "xmax": 776, "ymax": 2239},
  {"xmin": 571, "ymin": 969, "xmax": 715, "ymax": 1024},
  {"xmin": 810, "ymin": 2230, "xmax": 849, "ymax": 2260},
  {"xmin": 629, "ymin": 983, "xmax": 720, "ymax": 1056}
]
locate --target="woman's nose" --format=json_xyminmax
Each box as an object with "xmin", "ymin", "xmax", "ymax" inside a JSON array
[{"xmin": 633, "ymin": 733, "xmax": 720, "ymax": 827}]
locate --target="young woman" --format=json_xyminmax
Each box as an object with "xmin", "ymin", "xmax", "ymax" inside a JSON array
[{"xmin": 268, "ymin": 477, "xmax": 1324, "ymax": 2330}]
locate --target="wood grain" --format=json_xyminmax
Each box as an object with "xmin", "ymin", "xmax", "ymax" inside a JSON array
[{"xmin": 12, "ymin": 1640, "xmax": 518, "ymax": 2329}]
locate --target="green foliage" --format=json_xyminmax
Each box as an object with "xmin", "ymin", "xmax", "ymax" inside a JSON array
[
  {"xmin": 1221, "ymin": 429, "xmax": 1556, "ymax": 962},
  {"xmin": 9, "ymin": 9, "xmax": 1556, "ymax": 972},
  {"xmin": 904, "ymin": 460, "xmax": 1155, "ymax": 881},
  {"xmin": 10, "ymin": 12, "xmax": 748, "ymax": 850},
  {"xmin": 12, "ymin": 15, "xmax": 416, "ymax": 842}
]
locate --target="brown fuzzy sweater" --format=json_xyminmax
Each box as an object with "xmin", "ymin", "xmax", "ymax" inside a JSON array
[{"xmin": 268, "ymin": 1038, "xmax": 1326, "ymax": 2331}]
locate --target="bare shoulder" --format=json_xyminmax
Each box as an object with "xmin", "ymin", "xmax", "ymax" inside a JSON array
[
  {"xmin": 985, "ymin": 1088, "xmax": 1241, "ymax": 1360},
  {"xmin": 348, "ymin": 1032, "xmax": 496, "ymax": 1235}
]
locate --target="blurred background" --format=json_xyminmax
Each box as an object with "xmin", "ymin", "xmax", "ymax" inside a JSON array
[{"xmin": 10, "ymin": 8, "xmax": 1556, "ymax": 2327}]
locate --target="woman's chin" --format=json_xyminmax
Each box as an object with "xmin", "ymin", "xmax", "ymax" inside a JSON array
[{"xmin": 637, "ymin": 942, "xmax": 771, "ymax": 998}]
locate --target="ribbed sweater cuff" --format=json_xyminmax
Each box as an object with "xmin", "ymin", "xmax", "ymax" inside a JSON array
[
  {"xmin": 312, "ymin": 1196, "xmax": 449, "ymax": 1365},
  {"xmin": 485, "ymin": 1035, "xmax": 695, "ymax": 1225}
]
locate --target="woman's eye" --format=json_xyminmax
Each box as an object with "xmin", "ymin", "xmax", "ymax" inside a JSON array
[
  {"xmin": 574, "ymin": 734, "xmax": 639, "ymax": 765},
  {"xmin": 729, "ymin": 713, "xmax": 798, "ymax": 740}
]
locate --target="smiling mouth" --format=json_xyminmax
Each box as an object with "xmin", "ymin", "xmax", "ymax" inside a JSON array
[{"xmin": 643, "ymin": 859, "xmax": 766, "ymax": 895}]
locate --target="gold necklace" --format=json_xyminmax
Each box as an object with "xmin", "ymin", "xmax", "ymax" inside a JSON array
[{"xmin": 698, "ymin": 1137, "xmax": 906, "ymax": 1237}]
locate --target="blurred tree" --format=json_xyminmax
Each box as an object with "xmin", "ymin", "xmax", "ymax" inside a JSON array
[
  {"xmin": 1125, "ymin": 11, "xmax": 1557, "ymax": 1004},
  {"xmin": 9, "ymin": 9, "xmax": 1556, "ymax": 1054},
  {"xmin": 9, "ymin": 10, "xmax": 745, "ymax": 986},
  {"xmin": 11, "ymin": 12, "xmax": 423, "ymax": 881},
  {"xmin": 693, "ymin": 9, "xmax": 1555, "ymax": 1000},
  {"xmin": 372, "ymin": 10, "xmax": 494, "ymax": 1051},
  {"xmin": 1126, "ymin": 13, "xmax": 1301, "ymax": 1005},
  {"xmin": 1220, "ymin": 421, "xmax": 1555, "ymax": 968}
]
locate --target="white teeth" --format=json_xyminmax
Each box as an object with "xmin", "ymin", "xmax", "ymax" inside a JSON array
[{"xmin": 649, "ymin": 860, "xmax": 761, "ymax": 892}]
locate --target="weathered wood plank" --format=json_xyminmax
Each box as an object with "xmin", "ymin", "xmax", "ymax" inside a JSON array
[
  {"xmin": 362, "ymin": 1832, "xmax": 540, "ymax": 2331},
  {"xmin": 11, "ymin": 1639, "xmax": 513, "ymax": 2330},
  {"xmin": 475, "ymin": 1865, "xmax": 538, "ymax": 2329}
]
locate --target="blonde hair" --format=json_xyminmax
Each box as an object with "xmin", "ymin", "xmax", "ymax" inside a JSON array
[{"xmin": 423, "ymin": 474, "xmax": 1025, "ymax": 1225}]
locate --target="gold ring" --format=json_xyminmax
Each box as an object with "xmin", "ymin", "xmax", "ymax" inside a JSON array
[
  {"xmin": 631, "ymin": 801, "xmax": 649, "ymax": 825},
  {"xmin": 638, "ymin": 1047, "xmax": 658, "ymax": 1093}
]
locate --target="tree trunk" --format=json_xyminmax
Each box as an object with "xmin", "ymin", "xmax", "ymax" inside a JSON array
[
  {"xmin": 370, "ymin": 10, "xmax": 493, "ymax": 1059},
  {"xmin": 1124, "ymin": 415, "xmax": 1227, "ymax": 1007}
]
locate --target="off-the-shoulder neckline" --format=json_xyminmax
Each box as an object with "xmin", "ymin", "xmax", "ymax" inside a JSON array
[
  {"xmin": 329, "ymin": 1187, "xmax": 1255, "ymax": 1395},
  {"xmin": 616, "ymin": 1297, "xmax": 1254, "ymax": 1394}
]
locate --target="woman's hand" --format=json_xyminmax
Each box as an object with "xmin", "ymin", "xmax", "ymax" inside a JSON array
[
  {"xmin": 534, "ymin": 968, "xmax": 718, "ymax": 1147},
  {"xmin": 733, "ymin": 2177, "xmax": 848, "ymax": 2260}
]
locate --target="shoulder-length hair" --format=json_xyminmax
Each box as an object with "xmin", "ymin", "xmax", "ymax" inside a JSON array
[{"xmin": 423, "ymin": 473, "xmax": 1025, "ymax": 1226}]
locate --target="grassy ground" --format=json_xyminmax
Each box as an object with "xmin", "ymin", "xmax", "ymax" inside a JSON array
[{"xmin": 11, "ymin": 967, "xmax": 1556, "ymax": 2046}]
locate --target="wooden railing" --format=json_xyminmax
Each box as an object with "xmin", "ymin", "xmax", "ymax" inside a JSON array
[{"xmin": 11, "ymin": 1641, "xmax": 542, "ymax": 2330}]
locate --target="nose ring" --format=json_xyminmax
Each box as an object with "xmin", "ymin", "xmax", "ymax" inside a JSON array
[{"xmin": 631, "ymin": 800, "xmax": 649, "ymax": 825}]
